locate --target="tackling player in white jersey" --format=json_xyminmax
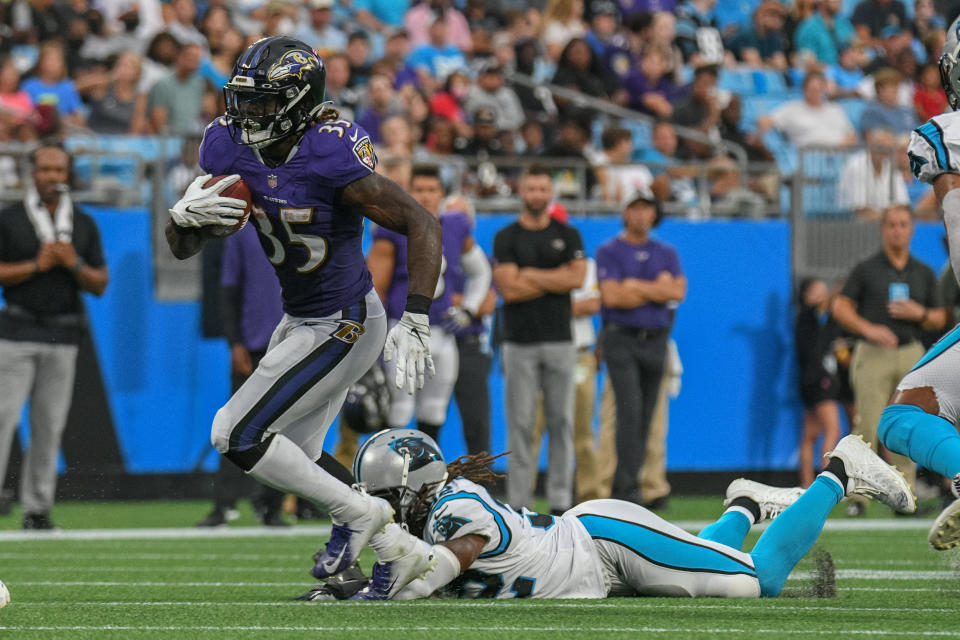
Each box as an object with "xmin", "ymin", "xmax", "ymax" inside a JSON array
[
  {"xmin": 347, "ymin": 428, "xmax": 913, "ymax": 600},
  {"xmin": 880, "ymin": 16, "xmax": 960, "ymax": 550}
]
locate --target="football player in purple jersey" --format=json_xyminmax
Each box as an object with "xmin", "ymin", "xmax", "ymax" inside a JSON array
[
  {"xmin": 367, "ymin": 165, "xmax": 492, "ymax": 443},
  {"xmin": 164, "ymin": 37, "xmax": 443, "ymax": 597}
]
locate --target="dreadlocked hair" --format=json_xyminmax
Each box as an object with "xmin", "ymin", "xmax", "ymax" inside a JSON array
[
  {"xmin": 316, "ymin": 106, "xmax": 340, "ymax": 123},
  {"xmin": 405, "ymin": 451, "xmax": 508, "ymax": 538}
]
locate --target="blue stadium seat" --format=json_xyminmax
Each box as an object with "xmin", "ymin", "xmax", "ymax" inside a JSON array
[
  {"xmin": 741, "ymin": 95, "xmax": 791, "ymax": 131},
  {"xmin": 837, "ymin": 99, "xmax": 867, "ymax": 133}
]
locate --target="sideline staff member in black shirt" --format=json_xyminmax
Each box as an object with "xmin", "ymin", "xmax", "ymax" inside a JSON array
[
  {"xmin": 0, "ymin": 145, "xmax": 109, "ymax": 529},
  {"xmin": 832, "ymin": 204, "xmax": 944, "ymax": 515},
  {"xmin": 493, "ymin": 165, "xmax": 586, "ymax": 515}
]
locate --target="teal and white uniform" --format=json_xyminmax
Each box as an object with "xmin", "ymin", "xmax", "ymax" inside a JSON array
[{"xmin": 424, "ymin": 478, "xmax": 763, "ymax": 598}]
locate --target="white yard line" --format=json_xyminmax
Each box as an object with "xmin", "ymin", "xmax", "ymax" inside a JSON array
[{"xmin": 0, "ymin": 518, "xmax": 936, "ymax": 542}]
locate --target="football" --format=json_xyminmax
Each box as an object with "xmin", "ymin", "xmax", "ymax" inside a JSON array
[
  {"xmin": 0, "ymin": 579, "xmax": 10, "ymax": 608},
  {"xmin": 203, "ymin": 175, "xmax": 252, "ymax": 237}
]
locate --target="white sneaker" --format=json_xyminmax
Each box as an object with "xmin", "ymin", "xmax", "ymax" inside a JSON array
[
  {"xmin": 311, "ymin": 495, "xmax": 394, "ymax": 579},
  {"xmin": 824, "ymin": 435, "xmax": 916, "ymax": 513},
  {"xmin": 351, "ymin": 537, "xmax": 438, "ymax": 600},
  {"xmin": 724, "ymin": 479, "xmax": 804, "ymax": 521}
]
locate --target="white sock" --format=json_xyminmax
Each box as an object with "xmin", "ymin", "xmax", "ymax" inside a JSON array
[
  {"xmin": 820, "ymin": 470, "xmax": 847, "ymax": 495},
  {"xmin": 369, "ymin": 523, "xmax": 418, "ymax": 562},
  {"xmin": 247, "ymin": 434, "xmax": 366, "ymax": 521},
  {"xmin": 726, "ymin": 505, "xmax": 757, "ymax": 525}
]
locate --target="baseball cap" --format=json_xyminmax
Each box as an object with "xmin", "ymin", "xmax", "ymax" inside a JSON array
[
  {"xmin": 310, "ymin": 0, "xmax": 333, "ymax": 8},
  {"xmin": 621, "ymin": 186, "xmax": 656, "ymax": 209}
]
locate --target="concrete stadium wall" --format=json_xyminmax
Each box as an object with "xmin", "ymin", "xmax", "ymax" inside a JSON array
[{"xmin": 47, "ymin": 209, "xmax": 948, "ymax": 477}]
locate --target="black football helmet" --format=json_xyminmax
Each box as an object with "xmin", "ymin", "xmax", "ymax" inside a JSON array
[{"xmin": 223, "ymin": 36, "xmax": 327, "ymax": 149}]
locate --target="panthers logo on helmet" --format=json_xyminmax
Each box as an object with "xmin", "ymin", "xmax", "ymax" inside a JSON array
[
  {"xmin": 433, "ymin": 514, "xmax": 471, "ymax": 539},
  {"xmin": 267, "ymin": 50, "xmax": 315, "ymax": 82},
  {"xmin": 389, "ymin": 436, "xmax": 442, "ymax": 471}
]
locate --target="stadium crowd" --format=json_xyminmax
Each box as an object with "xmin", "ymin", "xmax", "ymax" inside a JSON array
[{"xmin": 0, "ymin": 0, "xmax": 955, "ymax": 217}]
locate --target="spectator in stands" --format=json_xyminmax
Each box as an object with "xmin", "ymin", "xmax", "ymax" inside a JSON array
[
  {"xmin": 140, "ymin": 32, "xmax": 180, "ymax": 95},
  {"xmin": 541, "ymin": 0, "xmax": 587, "ymax": 62},
  {"xmin": 165, "ymin": 0, "xmax": 206, "ymax": 48},
  {"xmin": 381, "ymin": 30, "xmax": 418, "ymax": 90},
  {"xmin": 851, "ymin": 0, "xmax": 909, "ymax": 48},
  {"xmin": 294, "ymin": 0, "xmax": 346, "ymax": 54},
  {"xmin": 757, "ymin": 70, "xmax": 856, "ymax": 147},
  {"xmin": 493, "ymin": 165, "xmax": 586, "ymax": 514},
  {"xmin": 199, "ymin": 5, "xmax": 231, "ymax": 53},
  {"xmin": 520, "ymin": 120, "xmax": 546, "ymax": 155},
  {"xmin": 860, "ymin": 68, "xmax": 917, "ymax": 135},
  {"xmin": 552, "ymin": 36, "xmax": 625, "ymax": 108},
  {"xmin": 407, "ymin": 12, "xmax": 469, "ymax": 86},
  {"xmin": 597, "ymin": 188, "xmax": 685, "ymax": 505},
  {"xmin": 671, "ymin": 65, "xmax": 721, "ymax": 156},
  {"xmin": 464, "ymin": 106, "xmax": 510, "ymax": 159},
  {"xmin": 546, "ymin": 117, "xmax": 599, "ymax": 196},
  {"xmin": 584, "ymin": 0, "xmax": 634, "ymax": 82},
  {"xmin": 675, "ymin": 0, "xmax": 720, "ymax": 61},
  {"xmin": 148, "ymin": 42, "xmax": 207, "ymax": 133},
  {"xmin": 345, "ymin": 31, "xmax": 373, "ymax": 88},
  {"xmin": 837, "ymin": 127, "xmax": 909, "ymax": 220},
  {"xmin": 378, "ymin": 115, "xmax": 424, "ymax": 161},
  {"xmin": 913, "ymin": 62, "xmax": 947, "ymax": 123},
  {"xmin": 913, "ymin": 0, "xmax": 946, "ymax": 42},
  {"xmin": 0, "ymin": 144, "xmax": 109, "ymax": 530},
  {"xmin": 196, "ymin": 223, "xmax": 287, "ymax": 528},
  {"xmin": 646, "ymin": 11, "xmax": 685, "ymax": 84},
  {"xmin": 199, "ymin": 28, "xmax": 244, "ymax": 92},
  {"xmin": 21, "ymin": 41, "xmax": 85, "ymax": 132},
  {"xmin": 707, "ymin": 155, "xmax": 767, "ymax": 217},
  {"xmin": 405, "ymin": 0, "xmax": 472, "ymax": 53},
  {"xmin": 324, "ymin": 54, "xmax": 360, "ymax": 121},
  {"xmin": 401, "ymin": 87, "xmax": 431, "ymax": 142},
  {"xmin": 0, "ymin": 58, "xmax": 37, "ymax": 140},
  {"xmin": 596, "ymin": 126, "xmax": 656, "ymax": 204},
  {"xmin": 354, "ymin": 0, "xmax": 410, "ymax": 34},
  {"xmin": 727, "ymin": 1, "xmax": 788, "ymax": 70},
  {"xmin": 429, "ymin": 71, "xmax": 472, "ymax": 138},
  {"xmin": 719, "ymin": 94, "xmax": 775, "ymax": 163},
  {"xmin": 794, "ymin": 277, "xmax": 843, "ymax": 488},
  {"xmin": 826, "ymin": 45, "xmax": 867, "ymax": 99},
  {"xmin": 464, "ymin": 60, "xmax": 524, "ymax": 133},
  {"xmin": 635, "ymin": 119, "xmax": 700, "ymax": 208},
  {"xmin": 794, "ymin": 0, "xmax": 855, "ymax": 66},
  {"xmin": 86, "ymin": 51, "xmax": 148, "ymax": 134},
  {"xmin": 357, "ymin": 73, "xmax": 400, "ymax": 145},
  {"xmin": 831, "ymin": 205, "xmax": 945, "ymax": 515},
  {"xmin": 625, "ymin": 46, "xmax": 679, "ymax": 116}
]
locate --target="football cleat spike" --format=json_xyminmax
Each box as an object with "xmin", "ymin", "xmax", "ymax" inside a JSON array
[{"xmin": 930, "ymin": 499, "xmax": 960, "ymax": 551}]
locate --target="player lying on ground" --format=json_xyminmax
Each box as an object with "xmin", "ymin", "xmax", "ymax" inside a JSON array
[
  {"xmin": 165, "ymin": 36, "xmax": 442, "ymax": 592},
  {"xmin": 343, "ymin": 429, "xmax": 914, "ymax": 600},
  {"xmin": 886, "ymin": 15, "xmax": 960, "ymax": 550}
]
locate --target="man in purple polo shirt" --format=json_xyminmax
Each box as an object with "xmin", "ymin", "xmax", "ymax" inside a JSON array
[
  {"xmin": 596, "ymin": 188, "xmax": 686, "ymax": 505},
  {"xmin": 197, "ymin": 223, "xmax": 288, "ymax": 527}
]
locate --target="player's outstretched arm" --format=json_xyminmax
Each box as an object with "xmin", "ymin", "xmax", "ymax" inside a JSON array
[
  {"xmin": 341, "ymin": 172, "xmax": 442, "ymax": 392},
  {"xmin": 340, "ymin": 172, "xmax": 442, "ymax": 300},
  {"xmin": 393, "ymin": 534, "xmax": 486, "ymax": 601}
]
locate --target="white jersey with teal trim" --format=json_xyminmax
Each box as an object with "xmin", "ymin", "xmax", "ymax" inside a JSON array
[
  {"xmin": 423, "ymin": 477, "xmax": 608, "ymax": 598},
  {"xmin": 908, "ymin": 112, "xmax": 960, "ymax": 184}
]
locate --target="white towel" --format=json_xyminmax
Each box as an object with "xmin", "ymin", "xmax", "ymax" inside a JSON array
[{"xmin": 24, "ymin": 185, "xmax": 72, "ymax": 244}]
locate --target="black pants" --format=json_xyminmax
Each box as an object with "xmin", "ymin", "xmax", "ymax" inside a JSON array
[
  {"xmin": 454, "ymin": 335, "xmax": 491, "ymax": 456},
  {"xmin": 212, "ymin": 349, "xmax": 285, "ymax": 514},
  {"xmin": 602, "ymin": 325, "xmax": 669, "ymax": 502}
]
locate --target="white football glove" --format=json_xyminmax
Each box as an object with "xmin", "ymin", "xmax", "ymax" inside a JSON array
[
  {"xmin": 169, "ymin": 174, "xmax": 247, "ymax": 229},
  {"xmin": 383, "ymin": 311, "xmax": 435, "ymax": 394},
  {"xmin": 440, "ymin": 306, "xmax": 473, "ymax": 333}
]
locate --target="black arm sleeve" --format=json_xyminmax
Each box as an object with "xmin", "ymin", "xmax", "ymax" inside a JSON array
[{"xmin": 221, "ymin": 285, "xmax": 242, "ymax": 346}]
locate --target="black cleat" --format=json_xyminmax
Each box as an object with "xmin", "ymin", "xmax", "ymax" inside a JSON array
[
  {"xmin": 295, "ymin": 562, "xmax": 369, "ymax": 601},
  {"xmin": 22, "ymin": 512, "xmax": 59, "ymax": 530}
]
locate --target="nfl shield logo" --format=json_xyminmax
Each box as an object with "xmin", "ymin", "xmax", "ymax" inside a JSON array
[{"xmin": 267, "ymin": 174, "xmax": 278, "ymax": 189}]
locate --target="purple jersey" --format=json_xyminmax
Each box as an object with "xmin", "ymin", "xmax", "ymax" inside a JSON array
[
  {"xmin": 199, "ymin": 116, "xmax": 377, "ymax": 317},
  {"xmin": 221, "ymin": 223, "xmax": 283, "ymax": 352},
  {"xmin": 596, "ymin": 236, "xmax": 682, "ymax": 329},
  {"xmin": 372, "ymin": 210, "xmax": 472, "ymax": 324}
]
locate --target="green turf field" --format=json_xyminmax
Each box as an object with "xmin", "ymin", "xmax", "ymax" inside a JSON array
[{"xmin": 0, "ymin": 498, "xmax": 958, "ymax": 639}]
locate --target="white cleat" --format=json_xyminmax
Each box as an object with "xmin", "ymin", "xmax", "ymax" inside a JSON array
[
  {"xmin": 351, "ymin": 536, "xmax": 438, "ymax": 600},
  {"xmin": 824, "ymin": 435, "xmax": 916, "ymax": 514},
  {"xmin": 724, "ymin": 479, "xmax": 804, "ymax": 521},
  {"xmin": 929, "ymin": 473, "xmax": 960, "ymax": 551}
]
